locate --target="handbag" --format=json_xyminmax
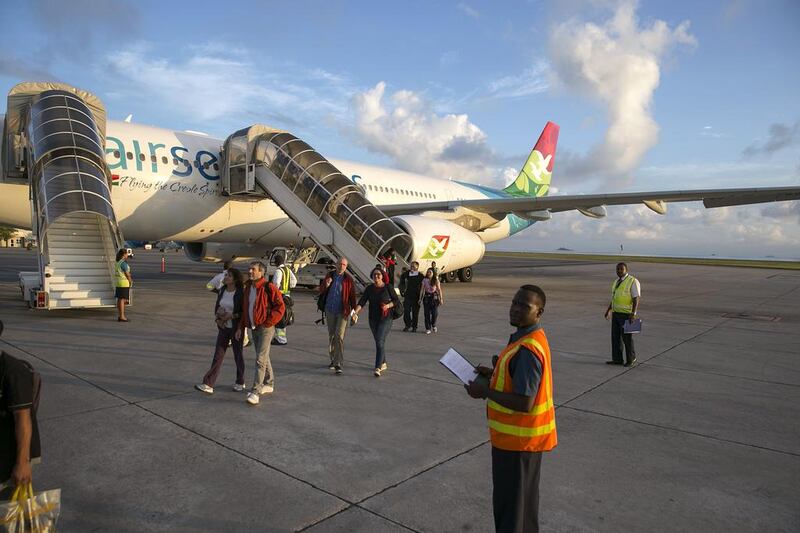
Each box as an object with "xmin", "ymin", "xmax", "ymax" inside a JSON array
[
  {"xmin": 387, "ymin": 287, "xmax": 403, "ymax": 320},
  {"xmin": 0, "ymin": 483, "xmax": 61, "ymax": 532}
]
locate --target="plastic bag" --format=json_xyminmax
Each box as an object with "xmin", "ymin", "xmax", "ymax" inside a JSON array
[{"xmin": 0, "ymin": 483, "xmax": 60, "ymax": 532}]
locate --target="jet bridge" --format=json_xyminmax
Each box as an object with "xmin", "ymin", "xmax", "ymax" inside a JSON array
[
  {"xmin": 220, "ymin": 125, "xmax": 412, "ymax": 285},
  {"xmin": 2, "ymin": 83, "xmax": 125, "ymax": 309}
]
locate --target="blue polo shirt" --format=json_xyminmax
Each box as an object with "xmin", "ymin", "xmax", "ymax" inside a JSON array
[
  {"xmin": 507, "ymin": 324, "xmax": 544, "ymax": 398},
  {"xmin": 325, "ymin": 273, "xmax": 344, "ymax": 315}
]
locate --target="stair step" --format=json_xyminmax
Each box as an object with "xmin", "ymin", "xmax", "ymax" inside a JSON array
[
  {"xmin": 49, "ymin": 281, "xmax": 113, "ymax": 291},
  {"xmin": 48, "ymin": 297, "xmax": 117, "ymax": 309},
  {"xmin": 47, "ymin": 267, "xmax": 110, "ymax": 277},
  {"xmin": 50, "ymin": 289, "xmax": 115, "ymax": 300},
  {"xmin": 49, "ymin": 222, "xmax": 101, "ymax": 231},
  {"xmin": 50, "ymin": 254, "xmax": 111, "ymax": 263},
  {"xmin": 46, "ymin": 274, "xmax": 112, "ymax": 284}
]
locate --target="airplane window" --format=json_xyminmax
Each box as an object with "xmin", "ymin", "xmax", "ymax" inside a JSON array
[
  {"xmin": 194, "ymin": 161, "xmax": 200, "ymax": 168},
  {"xmin": 161, "ymin": 156, "xmax": 168, "ymax": 164},
  {"xmin": 113, "ymin": 150, "xmax": 120, "ymax": 158},
  {"xmin": 379, "ymin": 186, "xmax": 384, "ymax": 192},
  {"xmin": 138, "ymin": 153, "xmax": 145, "ymax": 161},
  {"xmin": 173, "ymin": 158, "xmax": 179, "ymax": 165},
  {"xmin": 203, "ymin": 162, "xmax": 210, "ymax": 169},
  {"xmin": 126, "ymin": 152, "xmax": 133, "ymax": 160},
  {"xmin": 213, "ymin": 163, "xmax": 219, "ymax": 171}
]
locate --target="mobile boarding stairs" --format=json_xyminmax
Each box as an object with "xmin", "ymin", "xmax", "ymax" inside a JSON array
[
  {"xmin": 2, "ymin": 83, "xmax": 125, "ymax": 309},
  {"xmin": 219, "ymin": 125, "xmax": 413, "ymax": 287}
]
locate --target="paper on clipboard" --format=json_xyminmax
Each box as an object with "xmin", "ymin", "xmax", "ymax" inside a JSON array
[
  {"xmin": 439, "ymin": 348, "xmax": 478, "ymax": 385},
  {"xmin": 623, "ymin": 317, "xmax": 642, "ymax": 334}
]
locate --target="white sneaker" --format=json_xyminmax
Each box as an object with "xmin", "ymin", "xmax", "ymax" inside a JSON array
[
  {"xmin": 195, "ymin": 383, "xmax": 213, "ymax": 394},
  {"xmin": 260, "ymin": 385, "xmax": 274, "ymax": 395},
  {"xmin": 246, "ymin": 392, "xmax": 260, "ymax": 405},
  {"xmin": 433, "ymin": 326, "xmax": 438, "ymax": 333},
  {"xmin": 232, "ymin": 383, "xmax": 246, "ymax": 392},
  {"xmin": 425, "ymin": 330, "xmax": 431, "ymax": 335},
  {"xmin": 374, "ymin": 368, "xmax": 381, "ymax": 377},
  {"xmin": 380, "ymin": 362, "xmax": 388, "ymax": 371}
]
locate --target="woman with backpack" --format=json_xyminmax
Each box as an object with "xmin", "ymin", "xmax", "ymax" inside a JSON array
[
  {"xmin": 353, "ymin": 268, "xmax": 401, "ymax": 377},
  {"xmin": 196, "ymin": 268, "xmax": 246, "ymax": 394},
  {"xmin": 422, "ymin": 267, "xmax": 444, "ymax": 334}
]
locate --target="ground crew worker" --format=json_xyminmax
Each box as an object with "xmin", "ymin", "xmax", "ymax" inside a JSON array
[
  {"xmin": 114, "ymin": 249, "xmax": 132, "ymax": 322},
  {"xmin": 604, "ymin": 262, "xmax": 640, "ymax": 367},
  {"xmin": 466, "ymin": 285, "xmax": 557, "ymax": 533},
  {"xmin": 272, "ymin": 254, "xmax": 297, "ymax": 345}
]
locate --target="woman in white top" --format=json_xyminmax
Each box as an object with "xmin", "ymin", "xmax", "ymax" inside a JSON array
[
  {"xmin": 421, "ymin": 268, "xmax": 444, "ymax": 334},
  {"xmin": 196, "ymin": 268, "xmax": 246, "ymax": 394}
]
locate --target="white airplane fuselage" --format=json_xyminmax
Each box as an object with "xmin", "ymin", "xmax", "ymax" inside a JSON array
[{"xmin": 0, "ymin": 120, "xmax": 517, "ymax": 247}]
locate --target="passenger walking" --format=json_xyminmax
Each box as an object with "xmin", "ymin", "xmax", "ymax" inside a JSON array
[
  {"xmin": 465, "ymin": 285, "xmax": 557, "ymax": 533},
  {"xmin": 422, "ymin": 268, "xmax": 444, "ymax": 334},
  {"xmin": 114, "ymin": 249, "xmax": 132, "ymax": 322},
  {"xmin": 383, "ymin": 248, "xmax": 397, "ymax": 285},
  {"xmin": 206, "ymin": 260, "xmax": 232, "ymax": 293},
  {"xmin": 604, "ymin": 262, "xmax": 641, "ymax": 367},
  {"xmin": 319, "ymin": 257, "xmax": 358, "ymax": 375},
  {"xmin": 236, "ymin": 261, "xmax": 285, "ymax": 405},
  {"xmin": 399, "ymin": 261, "xmax": 424, "ymax": 332},
  {"xmin": 0, "ymin": 351, "xmax": 42, "ymax": 499},
  {"xmin": 271, "ymin": 253, "xmax": 297, "ymax": 346},
  {"xmin": 196, "ymin": 268, "xmax": 246, "ymax": 394},
  {"xmin": 353, "ymin": 268, "xmax": 401, "ymax": 377}
]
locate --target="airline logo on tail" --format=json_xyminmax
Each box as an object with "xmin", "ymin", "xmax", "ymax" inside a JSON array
[
  {"xmin": 421, "ymin": 235, "xmax": 450, "ymax": 259},
  {"xmin": 504, "ymin": 121, "xmax": 559, "ymax": 198}
]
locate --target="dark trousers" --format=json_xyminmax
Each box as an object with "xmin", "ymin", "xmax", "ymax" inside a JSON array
[
  {"xmin": 403, "ymin": 297, "xmax": 420, "ymax": 329},
  {"xmin": 369, "ymin": 316, "xmax": 392, "ymax": 368},
  {"xmin": 492, "ymin": 447, "xmax": 542, "ymax": 533},
  {"xmin": 423, "ymin": 296, "xmax": 438, "ymax": 330},
  {"xmin": 611, "ymin": 312, "xmax": 636, "ymax": 363},
  {"xmin": 203, "ymin": 327, "xmax": 245, "ymax": 387}
]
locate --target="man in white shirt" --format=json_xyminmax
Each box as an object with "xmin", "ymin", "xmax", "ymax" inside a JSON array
[
  {"xmin": 272, "ymin": 254, "xmax": 297, "ymax": 346},
  {"xmin": 207, "ymin": 261, "xmax": 249, "ymax": 346},
  {"xmin": 604, "ymin": 262, "xmax": 641, "ymax": 367}
]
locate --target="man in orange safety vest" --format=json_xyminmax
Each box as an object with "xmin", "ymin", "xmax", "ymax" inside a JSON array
[{"xmin": 466, "ymin": 284, "xmax": 557, "ymax": 533}]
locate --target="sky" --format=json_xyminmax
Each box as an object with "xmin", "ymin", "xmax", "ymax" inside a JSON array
[{"xmin": 1, "ymin": 0, "xmax": 799, "ymax": 259}]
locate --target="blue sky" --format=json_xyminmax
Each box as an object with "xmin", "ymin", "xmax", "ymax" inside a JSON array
[{"xmin": 1, "ymin": 0, "xmax": 799, "ymax": 258}]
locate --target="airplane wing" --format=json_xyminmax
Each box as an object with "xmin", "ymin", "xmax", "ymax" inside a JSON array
[{"xmin": 378, "ymin": 186, "xmax": 800, "ymax": 217}]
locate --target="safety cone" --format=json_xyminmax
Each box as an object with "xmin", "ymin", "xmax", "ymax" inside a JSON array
[{"xmin": 161, "ymin": 255, "xmax": 166, "ymax": 273}]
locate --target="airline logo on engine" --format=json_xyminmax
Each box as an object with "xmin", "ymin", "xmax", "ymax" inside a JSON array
[{"xmin": 422, "ymin": 235, "xmax": 450, "ymax": 259}]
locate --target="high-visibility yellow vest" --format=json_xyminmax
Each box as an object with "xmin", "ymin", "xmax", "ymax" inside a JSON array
[
  {"xmin": 611, "ymin": 275, "xmax": 637, "ymax": 313},
  {"xmin": 279, "ymin": 266, "xmax": 291, "ymax": 295},
  {"xmin": 487, "ymin": 328, "xmax": 557, "ymax": 452},
  {"xmin": 115, "ymin": 260, "xmax": 131, "ymax": 288}
]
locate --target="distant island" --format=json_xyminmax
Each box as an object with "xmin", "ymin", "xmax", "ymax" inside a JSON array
[{"xmin": 556, "ymin": 247, "xmax": 573, "ymax": 251}]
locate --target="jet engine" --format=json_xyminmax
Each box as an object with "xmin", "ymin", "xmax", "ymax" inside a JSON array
[
  {"xmin": 184, "ymin": 242, "xmax": 268, "ymax": 263},
  {"xmin": 391, "ymin": 215, "xmax": 485, "ymax": 276}
]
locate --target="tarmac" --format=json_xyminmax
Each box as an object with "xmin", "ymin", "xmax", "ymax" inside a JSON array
[{"xmin": 0, "ymin": 248, "xmax": 798, "ymax": 532}]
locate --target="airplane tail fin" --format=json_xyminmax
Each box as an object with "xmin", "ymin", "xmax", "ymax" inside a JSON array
[{"xmin": 503, "ymin": 121, "xmax": 559, "ymax": 198}]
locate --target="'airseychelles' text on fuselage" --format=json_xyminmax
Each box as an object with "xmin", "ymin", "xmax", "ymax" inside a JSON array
[{"xmin": 105, "ymin": 135, "xmax": 220, "ymax": 181}]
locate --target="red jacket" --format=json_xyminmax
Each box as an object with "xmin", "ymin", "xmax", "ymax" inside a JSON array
[
  {"xmin": 239, "ymin": 277, "xmax": 285, "ymax": 330},
  {"xmin": 319, "ymin": 271, "xmax": 358, "ymax": 315}
]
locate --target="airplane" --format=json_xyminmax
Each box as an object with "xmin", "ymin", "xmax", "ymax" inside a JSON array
[{"xmin": 1, "ymin": 101, "xmax": 799, "ymax": 284}]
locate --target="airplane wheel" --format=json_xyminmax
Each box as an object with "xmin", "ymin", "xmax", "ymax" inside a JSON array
[
  {"xmin": 457, "ymin": 267, "xmax": 473, "ymax": 283},
  {"xmin": 444, "ymin": 271, "xmax": 458, "ymax": 283}
]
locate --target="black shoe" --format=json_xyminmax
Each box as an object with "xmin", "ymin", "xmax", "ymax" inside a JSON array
[
  {"xmin": 402, "ymin": 327, "xmax": 410, "ymax": 332},
  {"xmin": 335, "ymin": 366, "xmax": 343, "ymax": 375},
  {"xmin": 118, "ymin": 318, "xmax": 129, "ymax": 322},
  {"xmin": 606, "ymin": 360, "xmax": 623, "ymax": 365},
  {"xmin": 623, "ymin": 358, "xmax": 638, "ymax": 367},
  {"xmin": 412, "ymin": 328, "xmax": 417, "ymax": 333}
]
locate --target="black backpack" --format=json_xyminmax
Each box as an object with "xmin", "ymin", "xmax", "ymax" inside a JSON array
[{"xmin": 277, "ymin": 294, "xmax": 294, "ymax": 328}]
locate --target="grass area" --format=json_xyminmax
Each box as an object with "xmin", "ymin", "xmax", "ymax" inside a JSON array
[{"xmin": 485, "ymin": 251, "xmax": 800, "ymax": 270}]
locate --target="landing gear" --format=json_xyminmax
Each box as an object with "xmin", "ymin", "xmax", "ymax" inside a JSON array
[
  {"xmin": 457, "ymin": 266, "xmax": 473, "ymax": 282},
  {"xmin": 443, "ymin": 271, "xmax": 458, "ymax": 283}
]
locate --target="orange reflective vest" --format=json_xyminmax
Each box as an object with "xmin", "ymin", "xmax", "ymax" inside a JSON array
[{"xmin": 487, "ymin": 328, "xmax": 557, "ymax": 452}]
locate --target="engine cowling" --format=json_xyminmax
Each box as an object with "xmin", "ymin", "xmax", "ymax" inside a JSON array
[
  {"xmin": 184, "ymin": 242, "xmax": 268, "ymax": 263},
  {"xmin": 392, "ymin": 215, "xmax": 485, "ymax": 274}
]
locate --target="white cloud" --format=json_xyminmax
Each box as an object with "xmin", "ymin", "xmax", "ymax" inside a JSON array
[
  {"xmin": 350, "ymin": 81, "xmax": 511, "ymax": 187},
  {"xmin": 485, "ymin": 62, "xmax": 550, "ymax": 100},
  {"xmin": 458, "ymin": 3, "xmax": 480, "ymax": 20},
  {"xmin": 549, "ymin": 0, "xmax": 696, "ymax": 186},
  {"xmin": 101, "ymin": 42, "xmax": 355, "ymax": 134}
]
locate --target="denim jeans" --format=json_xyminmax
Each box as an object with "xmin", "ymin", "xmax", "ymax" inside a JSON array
[
  {"xmin": 423, "ymin": 296, "xmax": 439, "ymax": 330},
  {"xmin": 369, "ymin": 316, "xmax": 393, "ymax": 368}
]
